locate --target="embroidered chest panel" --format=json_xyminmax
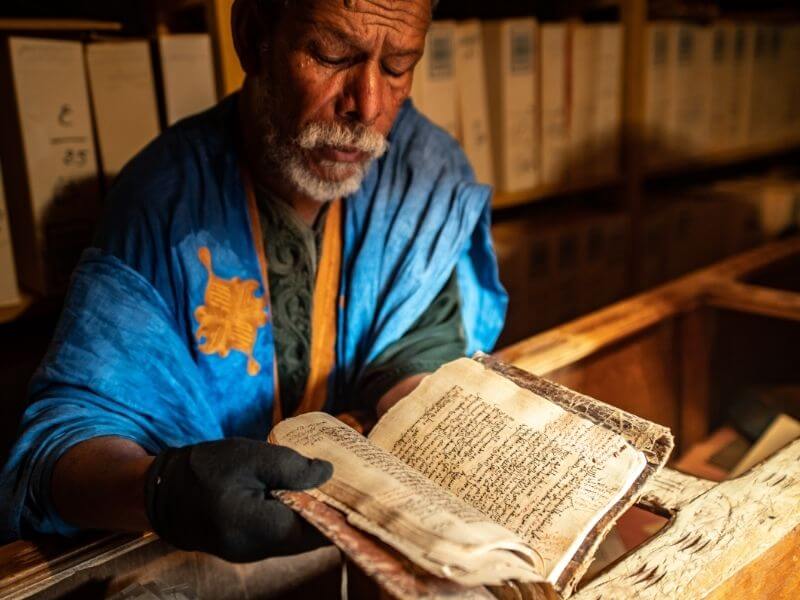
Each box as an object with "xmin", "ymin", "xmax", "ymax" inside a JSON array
[{"xmin": 194, "ymin": 246, "xmax": 267, "ymax": 376}]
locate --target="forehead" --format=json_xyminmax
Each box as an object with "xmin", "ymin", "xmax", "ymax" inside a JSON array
[{"xmin": 292, "ymin": 0, "xmax": 431, "ymax": 47}]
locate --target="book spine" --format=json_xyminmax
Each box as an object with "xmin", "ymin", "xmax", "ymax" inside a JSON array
[
  {"xmin": 592, "ymin": 24, "xmax": 622, "ymax": 179},
  {"xmin": 158, "ymin": 33, "xmax": 218, "ymax": 126},
  {"xmin": 644, "ymin": 22, "xmax": 674, "ymax": 166},
  {"xmin": 671, "ymin": 25, "xmax": 712, "ymax": 156},
  {"xmin": 692, "ymin": 26, "xmax": 714, "ymax": 154},
  {"xmin": 769, "ymin": 26, "xmax": 791, "ymax": 145},
  {"xmin": 568, "ymin": 23, "xmax": 597, "ymax": 180},
  {"xmin": 791, "ymin": 26, "xmax": 800, "ymax": 141},
  {"xmin": 748, "ymin": 26, "xmax": 771, "ymax": 145},
  {"xmin": 539, "ymin": 23, "xmax": 569, "ymax": 185},
  {"xmin": 484, "ymin": 18, "xmax": 539, "ymax": 193},
  {"xmin": 421, "ymin": 21, "xmax": 459, "ymax": 139},
  {"xmin": 0, "ymin": 161, "xmax": 21, "ymax": 307},
  {"xmin": 731, "ymin": 24, "xmax": 756, "ymax": 149},
  {"xmin": 6, "ymin": 36, "xmax": 100, "ymax": 294},
  {"xmin": 708, "ymin": 24, "xmax": 736, "ymax": 153},
  {"xmin": 85, "ymin": 40, "xmax": 161, "ymax": 181},
  {"xmin": 455, "ymin": 20, "xmax": 494, "ymax": 185}
]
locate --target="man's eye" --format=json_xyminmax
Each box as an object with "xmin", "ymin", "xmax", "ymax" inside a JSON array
[
  {"xmin": 315, "ymin": 52, "xmax": 350, "ymax": 67},
  {"xmin": 382, "ymin": 64, "xmax": 406, "ymax": 78}
]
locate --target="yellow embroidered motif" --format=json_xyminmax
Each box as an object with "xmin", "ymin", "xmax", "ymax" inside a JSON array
[{"xmin": 194, "ymin": 247, "xmax": 267, "ymax": 376}]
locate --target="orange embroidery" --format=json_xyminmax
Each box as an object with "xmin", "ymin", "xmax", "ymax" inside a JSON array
[{"xmin": 194, "ymin": 247, "xmax": 267, "ymax": 376}]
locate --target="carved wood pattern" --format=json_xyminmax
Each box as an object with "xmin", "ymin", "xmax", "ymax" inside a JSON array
[
  {"xmin": 574, "ymin": 439, "xmax": 800, "ymax": 599},
  {"xmin": 637, "ymin": 468, "xmax": 716, "ymax": 514}
]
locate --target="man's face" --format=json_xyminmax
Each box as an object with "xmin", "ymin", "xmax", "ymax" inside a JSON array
[{"xmin": 252, "ymin": 0, "xmax": 431, "ymax": 202}]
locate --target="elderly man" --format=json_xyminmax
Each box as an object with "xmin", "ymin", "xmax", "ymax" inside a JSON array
[{"xmin": 0, "ymin": 0, "xmax": 505, "ymax": 563}]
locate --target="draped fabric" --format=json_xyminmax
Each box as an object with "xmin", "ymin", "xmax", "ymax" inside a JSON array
[{"xmin": 0, "ymin": 95, "xmax": 507, "ymax": 541}]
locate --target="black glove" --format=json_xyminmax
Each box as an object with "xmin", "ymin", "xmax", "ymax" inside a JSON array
[{"xmin": 144, "ymin": 437, "xmax": 333, "ymax": 563}]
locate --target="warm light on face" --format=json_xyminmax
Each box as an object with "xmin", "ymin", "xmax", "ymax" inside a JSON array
[{"xmin": 250, "ymin": 0, "xmax": 430, "ymax": 201}]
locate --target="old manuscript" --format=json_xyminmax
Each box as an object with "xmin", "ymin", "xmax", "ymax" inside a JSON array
[{"xmin": 270, "ymin": 356, "xmax": 673, "ymax": 597}]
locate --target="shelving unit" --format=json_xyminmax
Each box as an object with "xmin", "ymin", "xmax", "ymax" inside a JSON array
[
  {"xmin": 1, "ymin": 0, "xmax": 799, "ymax": 325},
  {"xmin": 0, "ymin": 18, "xmax": 122, "ymax": 31},
  {"xmin": 493, "ymin": 177, "xmax": 623, "ymax": 209},
  {"xmin": 645, "ymin": 139, "xmax": 800, "ymax": 180}
]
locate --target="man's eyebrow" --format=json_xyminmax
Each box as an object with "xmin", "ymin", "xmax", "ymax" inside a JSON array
[
  {"xmin": 305, "ymin": 22, "xmax": 423, "ymax": 58},
  {"xmin": 306, "ymin": 22, "xmax": 368, "ymax": 52},
  {"xmin": 382, "ymin": 43, "xmax": 423, "ymax": 58}
]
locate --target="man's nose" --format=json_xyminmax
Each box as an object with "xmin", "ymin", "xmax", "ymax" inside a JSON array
[{"xmin": 339, "ymin": 61, "xmax": 383, "ymax": 126}]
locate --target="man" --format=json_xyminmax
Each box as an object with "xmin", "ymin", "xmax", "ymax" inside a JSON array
[{"xmin": 0, "ymin": 0, "xmax": 506, "ymax": 563}]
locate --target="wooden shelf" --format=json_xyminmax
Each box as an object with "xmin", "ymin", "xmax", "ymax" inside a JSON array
[
  {"xmin": 645, "ymin": 139, "xmax": 800, "ymax": 180},
  {"xmin": 0, "ymin": 293, "xmax": 33, "ymax": 326},
  {"xmin": 493, "ymin": 176, "xmax": 623, "ymax": 210},
  {"xmin": 0, "ymin": 18, "xmax": 123, "ymax": 32}
]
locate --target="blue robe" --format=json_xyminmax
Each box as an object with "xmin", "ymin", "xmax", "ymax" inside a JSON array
[{"xmin": 0, "ymin": 95, "xmax": 507, "ymax": 541}]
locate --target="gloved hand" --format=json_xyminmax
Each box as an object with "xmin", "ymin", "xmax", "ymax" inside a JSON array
[{"xmin": 144, "ymin": 437, "xmax": 333, "ymax": 563}]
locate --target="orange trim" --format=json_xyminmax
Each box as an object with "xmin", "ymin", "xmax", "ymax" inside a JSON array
[
  {"xmin": 240, "ymin": 168, "xmax": 281, "ymax": 422},
  {"xmin": 294, "ymin": 199, "xmax": 342, "ymax": 417},
  {"xmin": 242, "ymin": 169, "xmax": 270, "ymax": 302},
  {"xmin": 240, "ymin": 166, "xmax": 341, "ymax": 424}
]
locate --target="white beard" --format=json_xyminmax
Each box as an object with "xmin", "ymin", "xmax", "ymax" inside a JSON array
[
  {"xmin": 252, "ymin": 77, "xmax": 388, "ymax": 202},
  {"xmin": 284, "ymin": 155, "xmax": 368, "ymax": 202}
]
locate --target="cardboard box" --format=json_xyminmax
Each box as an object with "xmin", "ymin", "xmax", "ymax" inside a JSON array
[
  {"xmin": 413, "ymin": 21, "xmax": 459, "ymax": 138},
  {"xmin": 85, "ymin": 40, "xmax": 161, "ymax": 181},
  {"xmin": 0, "ymin": 161, "xmax": 21, "ymax": 307},
  {"xmin": 539, "ymin": 23, "xmax": 569, "ymax": 185},
  {"xmin": 158, "ymin": 34, "xmax": 218, "ymax": 126},
  {"xmin": 483, "ymin": 18, "xmax": 539, "ymax": 192},
  {"xmin": 454, "ymin": 20, "xmax": 494, "ymax": 185},
  {"xmin": 0, "ymin": 37, "xmax": 101, "ymax": 295}
]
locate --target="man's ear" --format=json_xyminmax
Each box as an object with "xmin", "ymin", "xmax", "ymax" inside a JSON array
[{"xmin": 232, "ymin": 0, "xmax": 265, "ymax": 75}]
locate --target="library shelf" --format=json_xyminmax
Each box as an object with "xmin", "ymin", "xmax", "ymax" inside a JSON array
[
  {"xmin": 645, "ymin": 140, "xmax": 800, "ymax": 181},
  {"xmin": 493, "ymin": 176, "xmax": 623, "ymax": 210},
  {"xmin": 0, "ymin": 293, "xmax": 33, "ymax": 326},
  {"xmin": 0, "ymin": 18, "xmax": 123, "ymax": 32}
]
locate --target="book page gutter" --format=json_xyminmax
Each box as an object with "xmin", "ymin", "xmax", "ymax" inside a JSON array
[
  {"xmin": 272, "ymin": 413, "xmax": 545, "ymax": 586},
  {"xmin": 369, "ymin": 358, "xmax": 647, "ymax": 583}
]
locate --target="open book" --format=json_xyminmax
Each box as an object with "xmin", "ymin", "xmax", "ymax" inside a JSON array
[{"xmin": 270, "ymin": 355, "xmax": 673, "ymax": 598}]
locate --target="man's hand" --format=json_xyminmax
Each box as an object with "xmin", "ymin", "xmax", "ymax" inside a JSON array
[{"xmin": 145, "ymin": 438, "xmax": 333, "ymax": 563}]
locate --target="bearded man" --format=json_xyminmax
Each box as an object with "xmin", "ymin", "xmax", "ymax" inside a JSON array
[{"xmin": 0, "ymin": 0, "xmax": 506, "ymax": 562}]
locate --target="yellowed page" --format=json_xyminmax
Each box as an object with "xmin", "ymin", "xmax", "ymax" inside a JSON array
[
  {"xmin": 272, "ymin": 413, "xmax": 545, "ymax": 586},
  {"xmin": 369, "ymin": 358, "xmax": 647, "ymax": 583}
]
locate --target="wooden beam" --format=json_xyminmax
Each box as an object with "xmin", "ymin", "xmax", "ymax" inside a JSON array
[
  {"xmin": 705, "ymin": 281, "xmax": 800, "ymax": 323},
  {"xmin": 497, "ymin": 237, "xmax": 800, "ymax": 376},
  {"xmin": 0, "ymin": 18, "xmax": 122, "ymax": 32}
]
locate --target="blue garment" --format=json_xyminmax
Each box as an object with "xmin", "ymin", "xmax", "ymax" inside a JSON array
[{"xmin": 0, "ymin": 95, "xmax": 507, "ymax": 541}]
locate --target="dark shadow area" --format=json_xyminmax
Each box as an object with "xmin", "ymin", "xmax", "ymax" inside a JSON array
[
  {"xmin": 0, "ymin": 174, "xmax": 99, "ymax": 465},
  {"xmin": 0, "ymin": 310, "xmax": 60, "ymax": 467},
  {"xmin": 712, "ymin": 310, "xmax": 800, "ymax": 439},
  {"xmin": 745, "ymin": 253, "xmax": 800, "ymax": 293}
]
